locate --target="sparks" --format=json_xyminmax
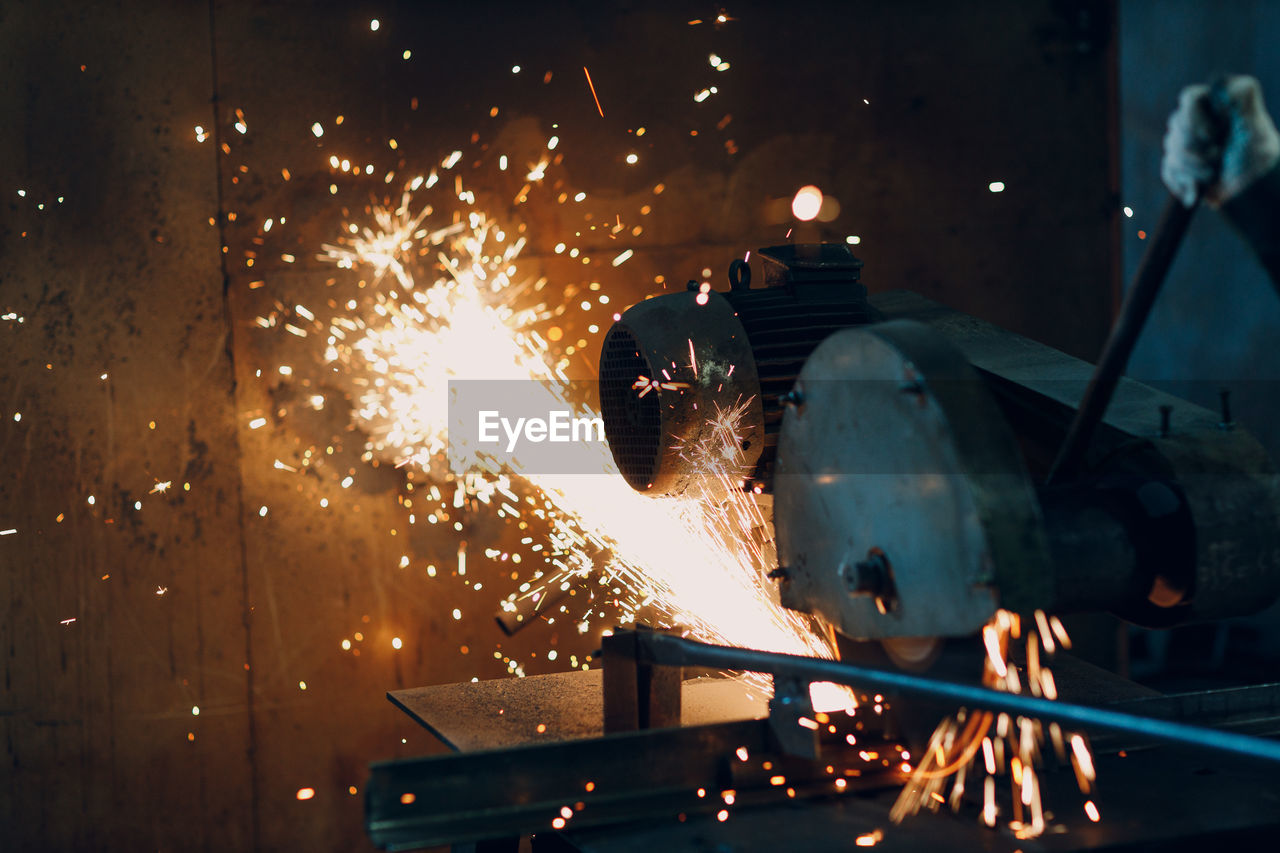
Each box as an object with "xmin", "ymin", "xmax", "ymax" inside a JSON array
[
  {"xmin": 307, "ymin": 165, "xmax": 839, "ymax": 700},
  {"xmin": 582, "ymin": 66, "xmax": 605, "ymax": 117},
  {"xmin": 892, "ymin": 609, "xmax": 1095, "ymax": 838}
]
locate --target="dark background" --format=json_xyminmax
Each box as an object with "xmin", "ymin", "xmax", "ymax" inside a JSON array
[{"xmin": 0, "ymin": 1, "xmax": 1274, "ymax": 850}]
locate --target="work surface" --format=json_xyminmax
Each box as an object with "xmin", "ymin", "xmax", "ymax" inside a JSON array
[
  {"xmin": 390, "ymin": 670, "xmax": 767, "ymax": 751},
  {"xmin": 387, "ymin": 665, "xmax": 1280, "ymax": 852}
]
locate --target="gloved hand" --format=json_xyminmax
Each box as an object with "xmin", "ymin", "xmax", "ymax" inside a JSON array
[{"xmin": 1161, "ymin": 75, "xmax": 1280, "ymax": 208}]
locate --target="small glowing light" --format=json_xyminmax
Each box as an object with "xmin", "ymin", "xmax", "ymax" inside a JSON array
[
  {"xmin": 552, "ymin": 817, "xmax": 566, "ymax": 829},
  {"xmin": 341, "ymin": 476, "xmax": 354, "ymax": 489},
  {"xmin": 512, "ymin": 65, "xmax": 521, "ymax": 73},
  {"xmin": 791, "ymin": 185, "xmax": 823, "ymax": 221},
  {"xmin": 341, "ymin": 639, "xmax": 352, "ymax": 650},
  {"xmin": 399, "ymin": 792, "xmax": 415, "ymax": 804},
  {"xmin": 1084, "ymin": 800, "xmax": 1100, "ymax": 822},
  {"xmin": 402, "ymin": 50, "xmax": 411, "ymax": 60},
  {"xmin": 369, "ymin": 18, "xmax": 380, "ymax": 31},
  {"xmin": 988, "ymin": 181, "xmax": 1006, "ymax": 193},
  {"xmin": 87, "ymin": 495, "xmax": 96, "ymax": 506},
  {"xmin": 299, "ymin": 681, "xmax": 307, "ymax": 690},
  {"xmin": 133, "ymin": 501, "xmax": 142, "ymax": 511},
  {"xmin": 311, "ymin": 122, "xmax": 324, "ymax": 137},
  {"xmin": 391, "ymin": 637, "xmax": 403, "ymax": 649},
  {"xmin": 573, "ymin": 191, "xmax": 586, "ymax": 202},
  {"xmin": 258, "ymin": 506, "xmax": 268, "ymax": 517},
  {"xmin": 452, "ymin": 608, "xmax": 462, "ymax": 620},
  {"xmin": 716, "ymin": 810, "xmax": 729, "ymax": 822},
  {"xmin": 1123, "ymin": 206, "xmax": 1134, "ymax": 218},
  {"xmin": 249, "ymin": 417, "xmax": 267, "ymax": 430},
  {"xmin": 296, "ymin": 787, "xmax": 316, "ymax": 801},
  {"xmin": 846, "ymin": 235, "xmax": 861, "ymax": 245},
  {"xmin": 12, "ymin": 413, "xmax": 20, "ymax": 422},
  {"xmin": 625, "ymin": 153, "xmax": 638, "ymax": 165},
  {"xmin": 191, "ymin": 706, "xmax": 200, "ymax": 716}
]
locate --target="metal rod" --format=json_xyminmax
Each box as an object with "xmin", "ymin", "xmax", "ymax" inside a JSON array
[
  {"xmin": 1047, "ymin": 77, "xmax": 1230, "ymax": 485},
  {"xmin": 1045, "ymin": 195, "xmax": 1197, "ymax": 484},
  {"xmin": 624, "ymin": 630, "xmax": 1280, "ymax": 765}
]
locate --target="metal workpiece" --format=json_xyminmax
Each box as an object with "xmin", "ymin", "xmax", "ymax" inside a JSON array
[
  {"xmin": 772, "ymin": 320, "xmax": 1050, "ymax": 640},
  {"xmin": 620, "ymin": 630, "xmax": 1280, "ymax": 766},
  {"xmin": 598, "ymin": 289, "xmax": 764, "ymax": 498}
]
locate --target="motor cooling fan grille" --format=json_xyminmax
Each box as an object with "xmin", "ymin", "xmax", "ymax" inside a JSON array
[{"xmin": 599, "ymin": 326, "xmax": 662, "ymax": 490}]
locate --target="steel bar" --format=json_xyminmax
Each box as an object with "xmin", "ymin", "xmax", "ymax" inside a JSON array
[{"xmin": 623, "ymin": 630, "xmax": 1280, "ymax": 765}]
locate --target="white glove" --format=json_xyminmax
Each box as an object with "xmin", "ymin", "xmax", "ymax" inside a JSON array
[{"xmin": 1161, "ymin": 75, "xmax": 1280, "ymax": 208}]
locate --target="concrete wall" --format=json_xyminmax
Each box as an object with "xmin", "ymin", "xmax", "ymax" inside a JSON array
[{"xmin": 2, "ymin": 2, "xmax": 1116, "ymax": 849}]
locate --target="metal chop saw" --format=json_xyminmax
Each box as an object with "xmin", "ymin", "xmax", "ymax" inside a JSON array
[
  {"xmin": 366, "ymin": 243, "xmax": 1280, "ymax": 852},
  {"xmin": 598, "ymin": 243, "xmax": 1280, "ymax": 662}
]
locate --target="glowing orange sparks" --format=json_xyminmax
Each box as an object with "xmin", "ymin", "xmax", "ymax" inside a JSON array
[{"xmin": 583, "ymin": 66, "xmax": 605, "ymax": 117}]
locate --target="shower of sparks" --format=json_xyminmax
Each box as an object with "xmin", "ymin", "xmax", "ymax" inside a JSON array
[
  {"xmin": 306, "ymin": 146, "xmax": 841, "ymax": 700},
  {"xmin": 583, "ymin": 66, "xmax": 605, "ymax": 117},
  {"xmin": 890, "ymin": 609, "xmax": 1096, "ymax": 838}
]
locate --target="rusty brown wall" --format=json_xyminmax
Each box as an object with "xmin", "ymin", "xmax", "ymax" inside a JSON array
[{"xmin": 2, "ymin": 2, "xmax": 1116, "ymax": 850}]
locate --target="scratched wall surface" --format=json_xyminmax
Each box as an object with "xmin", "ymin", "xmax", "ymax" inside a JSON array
[{"xmin": 3, "ymin": 1, "xmax": 1115, "ymax": 851}]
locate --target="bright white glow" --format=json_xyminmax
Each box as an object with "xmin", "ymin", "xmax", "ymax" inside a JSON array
[
  {"xmin": 791, "ymin": 185, "xmax": 823, "ymax": 221},
  {"xmin": 988, "ymin": 181, "xmax": 1006, "ymax": 193},
  {"xmin": 315, "ymin": 179, "xmax": 846, "ymax": 708}
]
